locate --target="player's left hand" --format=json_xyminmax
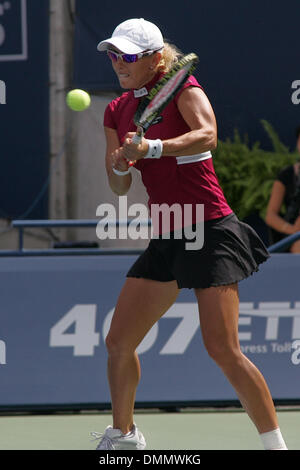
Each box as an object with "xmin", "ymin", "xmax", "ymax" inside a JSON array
[{"xmin": 122, "ymin": 132, "xmax": 149, "ymax": 162}]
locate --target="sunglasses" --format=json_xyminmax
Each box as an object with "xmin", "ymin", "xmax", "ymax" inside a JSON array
[{"xmin": 107, "ymin": 49, "xmax": 157, "ymax": 64}]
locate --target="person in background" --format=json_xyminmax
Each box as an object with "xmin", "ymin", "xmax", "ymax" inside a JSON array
[{"xmin": 265, "ymin": 126, "xmax": 300, "ymax": 252}]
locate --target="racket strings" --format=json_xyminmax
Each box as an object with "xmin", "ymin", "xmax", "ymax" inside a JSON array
[
  {"xmin": 134, "ymin": 53, "xmax": 199, "ymax": 132},
  {"xmin": 140, "ymin": 66, "xmax": 191, "ymax": 122}
]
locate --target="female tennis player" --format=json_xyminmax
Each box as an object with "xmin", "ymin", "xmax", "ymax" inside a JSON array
[{"xmin": 94, "ymin": 18, "xmax": 287, "ymax": 450}]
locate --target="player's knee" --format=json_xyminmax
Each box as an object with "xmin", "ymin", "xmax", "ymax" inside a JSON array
[
  {"xmin": 105, "ymin": 330, "xmax": 134, "ymax": 356},
  {"xmin": 204, "ymin": 339, "xmax": 241, "ymax": 367},
  {"xmin": 105, "ymin": 331, "xmax": 120, "ymax": 354}
]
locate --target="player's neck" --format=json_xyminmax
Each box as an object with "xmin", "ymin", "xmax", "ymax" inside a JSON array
[{"xmin": 135, "ymin": 71, "xmax": 161, "ymax": 91}]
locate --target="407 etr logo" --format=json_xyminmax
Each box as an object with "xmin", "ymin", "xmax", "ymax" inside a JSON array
[{"xmin": 48, "ymin": 303, "xmax": 300, "ymax": 366}]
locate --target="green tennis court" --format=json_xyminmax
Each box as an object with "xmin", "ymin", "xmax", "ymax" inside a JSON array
[{"xmin": 0, "ymin": 407, "xmax": 299, "ymax": 450}]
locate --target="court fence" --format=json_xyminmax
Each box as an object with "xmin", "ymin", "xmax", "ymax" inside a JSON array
[{"xmin": 0, "ymin": 219, "xmax": 299, "ymax": 256}]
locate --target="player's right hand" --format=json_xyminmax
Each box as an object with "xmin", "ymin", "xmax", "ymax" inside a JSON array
[{"xmin": 111, "ymin": 147, "xmax": 130, "ymax": 173}]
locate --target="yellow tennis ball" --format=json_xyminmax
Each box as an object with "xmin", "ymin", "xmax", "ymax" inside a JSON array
[{"xmin": 66, "ymin": 89, "xmax": 91, "ymax": 111}]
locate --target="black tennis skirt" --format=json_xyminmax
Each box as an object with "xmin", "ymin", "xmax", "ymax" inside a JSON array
[{"xmin": 127, "ymin": 213, "xmax": 270, "ymax": 289}]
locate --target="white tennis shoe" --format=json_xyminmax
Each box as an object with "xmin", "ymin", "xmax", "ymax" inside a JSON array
[{"xmin": 91, "ymin": 424, "xmax": 146, "ymax": 450}]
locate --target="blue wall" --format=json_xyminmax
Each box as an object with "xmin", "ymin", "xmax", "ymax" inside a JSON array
[
  {"xmin": 0, "ymin": 253, "xmax": 299, "ymax": 409},
  {"xmin": 0, "ymin": 0, "xmax": 49, "ymax": 219},
  {"xmin": 73, "ymin": 0, "xmax": 300, "ymax": 151}
]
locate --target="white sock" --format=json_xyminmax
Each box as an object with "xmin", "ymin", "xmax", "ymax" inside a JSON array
[{"xmin": 260, "ymin": 427, "xmax": 288, "ymax": 450}]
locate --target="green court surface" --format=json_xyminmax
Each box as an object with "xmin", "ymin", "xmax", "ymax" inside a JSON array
[{"xmin": 0, "ymin": 407, "xmax": 299, "ymax": 450}]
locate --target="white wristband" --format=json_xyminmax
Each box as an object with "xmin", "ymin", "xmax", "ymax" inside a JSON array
[
  {"xmin": 112, "ymin": 167, "xmax": 131, "ymax": 176},
  {"xmin": 144, "ymin": 139, "xmax": 163, "ymax": 159}
]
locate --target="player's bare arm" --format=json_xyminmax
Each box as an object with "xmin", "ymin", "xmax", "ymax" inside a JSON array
[
  {"xmin": 162, "ymin": 87, "xmax": 217, "ymax": 156},
  {"xmin": 122, "ymin": 87, "xmax": 217, "ymax": 160},
  {"xmin": 105, "ymin": 126, "xmax": 132, "ymax": 195}
]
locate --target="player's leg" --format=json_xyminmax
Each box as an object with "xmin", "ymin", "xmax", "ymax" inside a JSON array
[
  {"xmin": 106, "ymin": 277, "xmax": 179, "ymax": 434},
  {"xmin": 194, "ymin": 283, "xmax": 286, "ymax": 446}
]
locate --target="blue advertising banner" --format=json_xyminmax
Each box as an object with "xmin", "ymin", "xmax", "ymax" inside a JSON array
[
  {"xmin": 0, "ymin": 253, "xmax": 299, "ymax": 409},
  {"xmin": 73, "ymin": 0, "xmax": 300, "ymax": 150},
  {"xmin": 0, "ymin": 0, "xmax": 49, "ymax": 219},
  {"xmin": 0, "ymin": 0, "xmax": 27, "ymax": 61}
]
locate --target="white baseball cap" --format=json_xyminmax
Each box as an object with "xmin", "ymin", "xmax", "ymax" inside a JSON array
[{"xmin": 97, "ymin": 18, "xmax": 164, "ymax": 54}]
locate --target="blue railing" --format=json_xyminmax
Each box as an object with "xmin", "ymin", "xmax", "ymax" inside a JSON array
[
  {"xmin": 268, "ymin": 231, "xmax": 300, "ymax": 253},
  {"xmin": 0, "ymin": 219, "xmax": 151, "ymax": 257},
  {"xmin": 0, "ymin": 220, "xmax": 299, "ymax": 256}
]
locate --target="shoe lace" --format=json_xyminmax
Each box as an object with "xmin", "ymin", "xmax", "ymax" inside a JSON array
[{"xmin": 90, "ymin": 431, "xmax": 115, "ymax": 450}]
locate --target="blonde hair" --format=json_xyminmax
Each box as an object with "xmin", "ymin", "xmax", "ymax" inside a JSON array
[{"xmin": 157, "ymin": 42, "xmax": 183, "ymax": 73}]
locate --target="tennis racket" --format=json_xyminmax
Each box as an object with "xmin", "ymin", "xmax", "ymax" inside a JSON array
[{"xmin": 131, "ymin": 52, "xmax": 199, "ymax": 147}]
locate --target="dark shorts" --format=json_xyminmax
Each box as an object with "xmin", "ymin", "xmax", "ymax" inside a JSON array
[{"xmin": 127, "ymin": 213, "xmax": 270, "ymax": 289}]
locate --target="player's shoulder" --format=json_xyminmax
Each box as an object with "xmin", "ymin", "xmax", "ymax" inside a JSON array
[
  {"xmin": 176, "ymin": 75, "xmax": 203, "ymax": 94},
  {"xmin": 104, "ymin": 91, "xmax": 129, "ymax": 126},
  {"xmin": 107, "ymin": 91, "xmax": 131, "ymax": 110},
  {"xmin": 174, "ymin": 75, "xmax": 203, "ymax": 104},
  {"xmin": 185, "ymin": 75, "xmax": 203, "ymax": 88},
  {"xmin": 276, "ymin": 165, "xmax": 294, "ymax": 185}
]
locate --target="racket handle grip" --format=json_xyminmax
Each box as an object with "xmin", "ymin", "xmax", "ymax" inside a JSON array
[
  {"xmin": 129, "ymin": 127, "xmax": 143, "ymax": 166},
  {"xmin": 132, "ymin": 127, "xmax": 143, "ymax": 144}
]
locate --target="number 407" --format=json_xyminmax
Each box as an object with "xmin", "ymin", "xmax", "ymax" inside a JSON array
[{"xmin": 49, "ymin": 304, "xmax": 200, "ymax": 357}]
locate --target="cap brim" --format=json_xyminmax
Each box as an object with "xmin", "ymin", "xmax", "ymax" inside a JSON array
[{"xmin": 97, "ymin": 37, "xmax": 144, "ymax": 54}]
